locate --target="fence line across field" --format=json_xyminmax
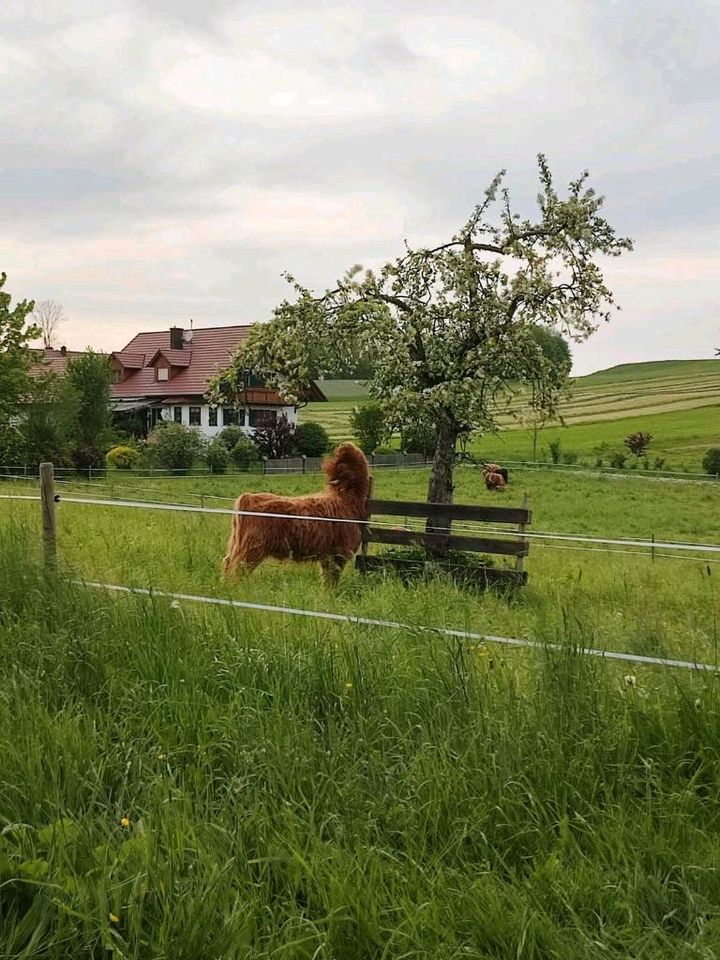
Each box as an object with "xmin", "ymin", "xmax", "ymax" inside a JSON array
[
  {"xmin": 529, "ymin": 540, "xmax": 720, "ymax": 564},
  {"xmin": 50, "ymin": 495, "xmax": 720, "ymax": 555},
  {"xmin": 1, "ymin": 454, "xmax": 718, "ymax": 485},
  {"xmin": 2, "ymin": 489, "xmax": 720, "ymax": 559},
  {"xmin": 3, "ymin": 475, "xmax": 718, "ymax": 548},
  {"xmin": 31, "ymin": 477, "xmax": 720, "ymax": 550},
  {"xmin": 497, "ymin": 458, "xmax": 719, "ymax": 483},
  {"xmin": 75, "ymin": 578, "xmax": 720, "ymax": 675}
]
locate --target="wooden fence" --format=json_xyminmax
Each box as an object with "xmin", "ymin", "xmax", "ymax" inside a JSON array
[{"xmin": 357, "ymin": 495, "xmax": 531, "ymax": 587}]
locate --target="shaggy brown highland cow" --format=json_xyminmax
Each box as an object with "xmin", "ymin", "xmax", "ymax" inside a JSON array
[
  {"xmin": 482, "ymin": 463, "xmax": 508, "ymax": 491},
  {"xmin": 222, "ymin": 442, "xmax": 371, "ymax": 584}
]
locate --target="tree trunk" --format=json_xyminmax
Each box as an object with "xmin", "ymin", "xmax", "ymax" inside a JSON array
[{"xmin": 426, "ymin": 419, "xmax": 459, "ymax": 543}]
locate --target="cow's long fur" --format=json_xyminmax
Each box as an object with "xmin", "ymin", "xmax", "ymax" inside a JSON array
[
  {"xmin": 482, "ymin": 463, "xmax": 508, "ymax": 491},
  {"xmin": 222, "ymin": 442, "xmax": 370, "ymax": 584}
]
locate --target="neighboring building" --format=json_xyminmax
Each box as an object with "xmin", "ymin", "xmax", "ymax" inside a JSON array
[
  {"xmin": 28, "ymin": 345, "xmax": 85, "ymax": 379},
  {"xmin": 110, "ymin": 325, "xmax": 325, "ymax": 437}
]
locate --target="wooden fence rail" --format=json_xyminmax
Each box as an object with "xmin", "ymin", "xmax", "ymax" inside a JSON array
[{"xmin": 357, "ymin": 495, "xmax": 531, "ymax": 587}]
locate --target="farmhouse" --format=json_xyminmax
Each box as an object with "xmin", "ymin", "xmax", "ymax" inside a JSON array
[{"xmin": 110, "ymin": 324, "xmax": 326, "ymax": 437}]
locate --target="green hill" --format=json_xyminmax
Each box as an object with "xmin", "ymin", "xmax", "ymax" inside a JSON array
[
  {"xmin": 577, "ymin": 359, "xmax": 720, "ymax": 385},
  {"xmin": 302, "ymin": 359, "xmax": 720, "ymax": 470},
  {"xmin": 315, "ymin": 379, "xmax": 369, "ymax": 402}
]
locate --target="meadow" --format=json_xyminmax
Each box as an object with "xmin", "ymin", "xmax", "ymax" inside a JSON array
[
  {"xmin": 1, "ymin": 463, "xmax": 720, "ymax": 957},
  {"xmin": 305, "ymin": 361, "xmax": 720, "ymax": 472}
]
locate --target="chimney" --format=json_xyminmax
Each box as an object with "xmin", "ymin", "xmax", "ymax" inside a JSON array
[
  {"xmin": 170, "ymin": 326, "xmax": 184, "ymax": 350},
  {"xmin": 60, "ymin": 345, "xmax": 67, "ymax": 356}
]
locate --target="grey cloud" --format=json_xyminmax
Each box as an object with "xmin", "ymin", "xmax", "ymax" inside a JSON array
[
  {"xmin": 591, "ymin": 0, "xmax": 720, "ymax": 104},
  {"xmin": 0, "ymin": 169, "xmax": 123, "ymax": 202},
  {"xmin": 0, "ymin": 0, "xmax": 718, "ymax": 373},
  {"xmin": 136, "ymin": 0, "xmax": 250, "ymax": 28}
]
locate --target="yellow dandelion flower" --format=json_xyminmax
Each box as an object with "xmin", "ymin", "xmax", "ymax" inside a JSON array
[
  {"xmin": 109, "ymin": 913, "xmax": 120, "ymax": 924},
  {"xmin": 345, "ymin": 682, "xmax": 353, "ymax": 689},
  {"xmin": 120, "ymin": 816, "xmax": 132, "ymax": 829}
]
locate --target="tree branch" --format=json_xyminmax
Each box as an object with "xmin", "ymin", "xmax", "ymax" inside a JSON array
[{"xmin": 375, "ymin": 293, "xmax": 413, "ymax": 314}]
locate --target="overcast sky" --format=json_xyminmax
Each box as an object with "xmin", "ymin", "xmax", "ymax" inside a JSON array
[{"xmin": 1, "ymin": 0, "xmax": 718, "ymax": 375}]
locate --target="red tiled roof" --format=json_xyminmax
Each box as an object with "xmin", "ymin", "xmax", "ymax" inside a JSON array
[
  {"xmin": 148, "ymin": 348, "xmax": 192, "ymax": 367},
  {"xmin": 114, "ymin": 351, "xmax": 146, "ymax": 369},
  {"xmin": 111, "ymin": 326, "xmax": 252, "ymax": 399},
  {"xmin": 29, "ymin": 348, "xmax": 86, "ymax": 378},
  {"xmin": 111, "ymin": 324, "xmax": 327, "ymax": 404}
]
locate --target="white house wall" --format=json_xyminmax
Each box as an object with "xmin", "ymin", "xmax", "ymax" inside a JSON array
[{"xmin": 158, "ymin": 403, "xmax": 298, "ymax": 438}]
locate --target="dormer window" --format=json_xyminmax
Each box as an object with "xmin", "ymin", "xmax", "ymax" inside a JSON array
[
  {"xmin": 156, "ymin": 366, "xmax": 169, "ymax": 381},
  {"xmin": 111, "ymin": 352, "xmax": 144, "ymax": 384}
]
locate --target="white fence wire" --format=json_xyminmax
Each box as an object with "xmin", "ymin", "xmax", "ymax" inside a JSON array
[
  {"xmin": 1, "ymin": 490, "xmax": 719, "ymax": 559},
  {"xmin": 77, "ymin": 579, "xmax": 720, "ymax": 675}
]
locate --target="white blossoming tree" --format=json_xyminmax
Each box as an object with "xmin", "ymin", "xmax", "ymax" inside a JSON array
[{"xmin": 211, "ymin": 156, "xmax": 632, "ymax": 509}]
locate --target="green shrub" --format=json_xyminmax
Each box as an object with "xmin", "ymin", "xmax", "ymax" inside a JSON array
[
  {"xmin": 702, "ymin": 448, "xmax": 720, "ymax": 476},
  {"xmin": 349, "ymin": 401, "xmax": 387, "ymax": 454},
  {"xmin": 401, "ymin": 421, "xmax": 437, "ymax": 458},
  {"xmin": 295, "ymin": 421, "xmax": 330, "ymax": 457},
  {"xmin": 253, "ymin": 416, "xmax": 296, "ymax": 459},
  {"xmin": 72, "ymin": 445, "xmax": 106, "ymax": 472},
  {"xmin": 624, "ymin": 431, "xmax": 653, "ymax": 458},
  {"xmin": 653, "ymin": 457, "xmax": 667, "ymax": 471},
  {"xmin": 561, "ymin": 451, "xmax": 578, "ymax": 465},
  {"xmin": 0, "ymin": 425, "xmax": 25, "ymax": 466},
  {"xmin": 218, "ymin": 425, "xmax": 243, "ymax": 451},
  {"xmin": 609, "ymin": 450, "xmax": 627, "ymax": 469},
  {"xmin": 230, "ymin": 436, "xmax": 260, "ymax": 470},
  {"xmin": 548, "ymin": 439, "xmax": 562, "ymax": 463},
  {"xmin": 23, "ymin": 408, "xmax": 73, "ymax": 469},
  {"xmin": 205, "ymin": 438, "xmax": 230, "ymax": 474},
  {"xmin": 106, "ymin": 445, "xmax": 140, "ymax": 470},
  {"xmin": 147, "ymin": 422, "xmax": 205, "ymax": 472}
]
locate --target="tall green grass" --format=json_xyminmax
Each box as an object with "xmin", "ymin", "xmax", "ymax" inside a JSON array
[
  {"xmin": 2, "ymin": 464, "xmax": 719, "ymax": 667},
  {"xmin": 1, "ymin": 530, "xmax": 720, "ymax": 957}
]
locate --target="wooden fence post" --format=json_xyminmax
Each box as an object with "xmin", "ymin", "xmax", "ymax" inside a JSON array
[
  {"xmin": 40, "ymin": 462, "xmax": 57, "ymax": 572},
  {"xmin": 515, "ymin": 492, "xmax": 530, "ymax": 575},
  {"xmin": 359, "ymin": 475, "xmax": 373, "ymax": 572}
]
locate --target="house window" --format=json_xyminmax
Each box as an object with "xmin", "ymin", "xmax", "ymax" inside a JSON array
[
  {"xmin": 189, "ymin": 406, "xmax": 201, "ymax": 426},
  {"xmin": 173, "ymin": 406, "xmax": 182, "ymax": 423},
  {"xmin": 156, "ymin": 367, "xmax": 169, "ymax": 381},
  {"xmin": 249, "ymin": 408, "xmax": 277, "ymax": 428},
  {"xmin": 111, "ymin": 368, "xmax": 122, "ymax": 384},
  {"xmin": 222, "ymin": 406, "xmax": 238, "ymax": 426},
  {"xmin": 208, "ymin": 407, "xmax": 218, "ymax": 427}
]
